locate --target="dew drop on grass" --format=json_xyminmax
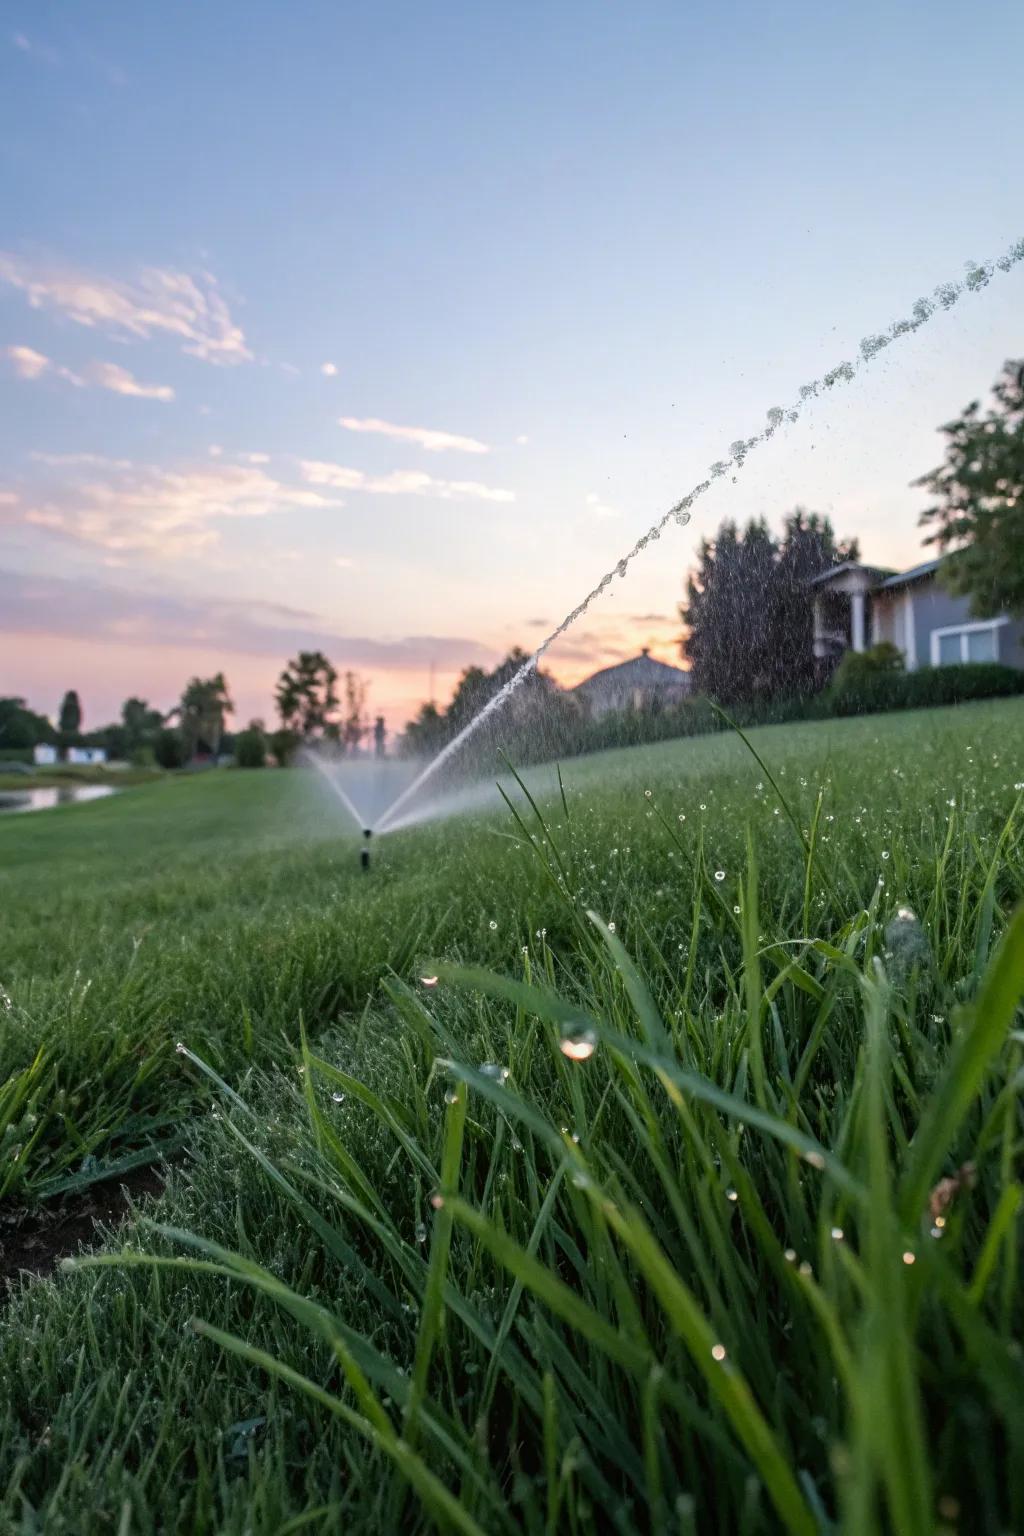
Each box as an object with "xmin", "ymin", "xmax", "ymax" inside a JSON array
[
  {"xmin": 420, "ymin": 976, "xmax": 439, "ymax": 988},
  {"xmin": 711, "ymin": 1343, "xmax": 727, "ymax": 1362},
  {"xmin": 429, "ymin": 1193, "xmax": 444, "ymax": 1210},
  {"xmin": 830, "ymin": 1226, "xmax": 844, "ymax": 1242},
  {"xmin": 725, "ymin": 1187, "xmax": 738, "ymax": 1203},
  {"xmin": 415, "ymin": 1222, "xmax": 427, "ymax": 1244},
  {"xmin": 444, "ymin": 1089, "xmax": 460, "ymax": 1105},
  {"xmin": 560, "ymin": 1028, "xmax": 597, "ymax": 1062},
  {"xmin": 714, "ymin": 870, "xmax": 725, "ymax": 882},
  {"xmin": 331, "ymin": 1091, "xmax": 345, "ymax": 1104},
  {"xmin": 804, "ymin": 1150, "xmax": 826, "ymax": 1170},
  {"xmin": 480, "ymin": 1062, "xmax": 510, "ymax": 1081},
  {"xmin": 902, "ymin": 1251, "xmax": 916, "ymax": 1265},
  {"xmin": 489, "ymin": 920, "xmax": 497, "ymax": 931}
]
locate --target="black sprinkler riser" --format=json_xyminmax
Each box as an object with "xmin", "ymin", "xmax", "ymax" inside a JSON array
[{"xmin": 361, "ymin": 827, "xmax": 372, "ymax": 871}]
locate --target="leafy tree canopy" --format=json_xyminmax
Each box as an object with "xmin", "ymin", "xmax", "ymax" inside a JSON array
[
  {"xmin": 275, "ymin": 651, "xmax": 339, "ymax": 738},
  {"xmin": 917, "ymin": 359, "xmax": 1024, "ymax": 618}
]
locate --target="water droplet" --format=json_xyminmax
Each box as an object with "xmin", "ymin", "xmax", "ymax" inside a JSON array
[
  {"xmin": 444, "ymin": 1088, "xmax": 460, "ymax": 1105},
  {"xmin": 784, "ymin": 1248, "xmax": 797, "ymax": 1264},
  {"xmin": 175, "ymin": 1041, "xmax": 187, "ymax": 1054},
  {"xmin": 429, "ymin": 1193, "xmax": 445, "ymax": 1210},
  {"xmin": 804, "ymin": 1150, "xmax": 826, "ymax": 1170},
  {"xmin": 331, "ymin": 1091, "xmax": 345, "ymax": 1103},
  {"xmin": 711, "ymin": 1343, "xmax": 727, "ymax": 1362},
  {"xmin": 725, "ymin": 1187, "xmax": 738, "ymax": 1203},
  {"xmin": 420, "ymin": 976, "xmax": 439, "ymax": 988},
  {"xmin": 560, "ymin": 1028, "xmax": 597, "ymax": 1062},
  {"xmin": 902, "ymin": 1250, "xmax": 916, "ymax": 1265},
  {"xmin": 830, "ymin": 1226, "xmax": 844, "ymax": 1242},
  {"xmin": 479, "ymin": 1062, "xmax": 510, "ymax": 1082},
  {"xmin": 415, "ymin": 1222, "xmax": 427, "ymax": 1244},
  {"xmin": 714, "ymin": 870, "xmax": 725, "ymax": 882}
]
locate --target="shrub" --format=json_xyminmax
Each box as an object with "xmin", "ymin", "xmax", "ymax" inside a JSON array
[
  {"xmin": 829, "ymin": 660, "xmax": 1024, "ymax": 717},
  {"xmin": 270, "ymin": 728, "xmax": 300, "ymax": 766},
  {"xmin": 234, "ymin": 725, "xmax": 267, "ymax": 769},
  {"xmin": 153, "ymin": 728, "xmax": 186, "ymax": 769}
]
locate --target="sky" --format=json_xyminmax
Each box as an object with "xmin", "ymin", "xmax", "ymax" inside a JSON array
[{"xmin": 2, "ymin": 0, "xmax": 1022, "ymax": 736}]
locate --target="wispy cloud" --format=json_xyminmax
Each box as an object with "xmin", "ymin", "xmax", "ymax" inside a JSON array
[
  {"xmin": 6, "ymin": 344, "xmax": 82, "ymax": 385},
  {"xmin": 338, "ymin": 416, "xmax": 490, "ymax": 455},
  {"xmin": 5, "ymin": 345, "xmax": 174, "ymax": 400},
  {"xmin": 302, "ymin": 460, "xmax": 514, "ymax": 503},
  {"xmin": 16, "ymin": 458, "xmax": 339, "ymax": 559},
  {"xmin": 0, "ymin": 565, "xmax": 497, "ymax": 673},
  {"xmin": 11, "ymin": 32, "xmax": 59, "ymax": 64},
  {"xmin": 88, "ymin": 361, "xmax": 174, "ymax": 400},
  {"xmin": 0, "ymin": 253, "xmax": 250, "ymax": 365}
]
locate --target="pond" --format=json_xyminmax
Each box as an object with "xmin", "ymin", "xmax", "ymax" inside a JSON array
[{"xmin": 0, "ymin": 785, "xmax": 120, "ymax": 816}]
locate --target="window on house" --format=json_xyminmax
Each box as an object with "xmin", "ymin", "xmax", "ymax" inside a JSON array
[
  {"xmin": 933, "ymin": 625, "xmax": 1000, "ymax": 666},
  {"xmin": 966, "ymin": 627, "xmax": 997, "ymax": 662},
  {"xmin": 937, "ymin": 632, "xmax": 961, "ymax": 666}
]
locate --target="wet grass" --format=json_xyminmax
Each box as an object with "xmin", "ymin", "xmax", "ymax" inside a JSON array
[{"xmin": 1, "ymin": 699, "xmax": 1023, "ymax": 1533}]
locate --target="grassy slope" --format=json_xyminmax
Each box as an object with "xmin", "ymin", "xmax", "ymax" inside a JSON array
[{"xmin": 1, "ymin": 700, "xmax": 1023, "ymax": 1533}]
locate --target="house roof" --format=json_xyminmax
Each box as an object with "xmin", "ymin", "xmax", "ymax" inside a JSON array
[
  {"xmin": 806, "ymin": 561, "xmax": 894, "ymax": 587},
  {"xmin": 807, "ymin": 557, "xmax": 945, "ymax": 591},
  {"xmin": 876, "ymin": 558, "xmax": 941, "ymax": 589},
  {"xmin": 572, "ymin": 650, "xmax": 690, "ymax": 694}
]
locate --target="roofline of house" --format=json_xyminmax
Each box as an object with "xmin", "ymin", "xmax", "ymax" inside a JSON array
[
  {"xmin": 876, "ymin": 557, "xmax": 942, "ymax": 589},
  {"xmin": 806, "ymin": 561, "xmax": 894, "ymax": 587}
]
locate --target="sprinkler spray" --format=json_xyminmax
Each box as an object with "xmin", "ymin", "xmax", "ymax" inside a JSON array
[{"xmin": 361, "ymin": 828, "xmax": 372, "ymax": 871}]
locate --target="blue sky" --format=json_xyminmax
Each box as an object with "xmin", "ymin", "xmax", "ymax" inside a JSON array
[{"xmin": 2, "ymin": 0, "xmax": 1022, "ymax": 730}]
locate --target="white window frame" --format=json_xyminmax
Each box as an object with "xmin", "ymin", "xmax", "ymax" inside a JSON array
[{"xmin": 930, "ymin": 616, "xmax": 1007, "ymax": 666}]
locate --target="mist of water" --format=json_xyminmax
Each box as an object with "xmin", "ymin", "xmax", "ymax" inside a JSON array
[{"xmin": 370, "ymin": 239, "xmax": 1023, "ymax": 836}]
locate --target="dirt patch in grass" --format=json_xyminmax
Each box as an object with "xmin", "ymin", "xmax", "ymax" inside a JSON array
[{"xmin": 0, "ymin": 1165, "xmax": 165, "ymax": 1296}]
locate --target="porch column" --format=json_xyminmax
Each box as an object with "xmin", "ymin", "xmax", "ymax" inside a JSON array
[
  {"xmin": 850, "ymin": 590, "xmax": 866, "ymax": 653},
  {"xmin": 812, "ymin": 596, "xmax": 826, "ymax": 658}
]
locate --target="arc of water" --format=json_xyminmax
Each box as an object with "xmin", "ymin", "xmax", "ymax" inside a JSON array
[
  {"xmin": 375, "ymin": 240, "xmax": 1024, "ymax": 836},
  {"xmin": 306, "ymin": 748, "xmax": 369, "ymax": 832}
]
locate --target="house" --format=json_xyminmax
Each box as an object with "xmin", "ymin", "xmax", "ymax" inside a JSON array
[
  {"xmin": 808, "ymin": 557, "xmax": 1024, "ymax": 673},
  {"xmin": 66, "ymin": 746, "xmax": 107, "ymax": 766},
  {"xmin": 572, "ymin": 649, "xmax": 692, "ymax": 718},
  {"xmin": 33, "ymin": 743, "xmax": 58, "ymax": 766}
]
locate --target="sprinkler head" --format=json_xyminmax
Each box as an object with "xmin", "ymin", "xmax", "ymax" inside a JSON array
[{"xmin": 361, "ymin": 827, "xmax": 372, "ymax": 871}]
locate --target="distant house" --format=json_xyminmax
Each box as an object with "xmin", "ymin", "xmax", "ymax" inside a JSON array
[
  {"xmin": 572, "ymin": 649, "xmax": 692, "ymax": 718},
  {"xmin": 808, "ymin": 557, "xmax": 1024, "ymax": 673},
  {"xmin": 65, "ymin": 746, "xmax": 108, "ymax": 766},
  {"xmin": 33, "ymin": 743, "xmax": 58, "ymax": 766}
]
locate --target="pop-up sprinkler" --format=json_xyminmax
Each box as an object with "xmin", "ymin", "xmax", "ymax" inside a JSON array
[{"xmin": 361, "ymin": 828, "xmax": 372, "ymax": 870}]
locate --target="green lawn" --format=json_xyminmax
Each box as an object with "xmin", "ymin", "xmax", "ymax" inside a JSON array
[{"xmin": 1, "ymin": 700, "xmax": 1023, "ymax": 1533}]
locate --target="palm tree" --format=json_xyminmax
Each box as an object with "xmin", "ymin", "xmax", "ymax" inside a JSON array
[{"xmin": 177, "ymin": 673, "xmax": 234, "ymax": 759}]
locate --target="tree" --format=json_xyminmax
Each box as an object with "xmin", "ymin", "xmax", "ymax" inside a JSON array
[
  {"xmin": 275, "ymin": 651, "xmax": 338, "ymax": 738},
  {"xmin": 177, "ymin": 673, "xmax": 233, "ymax": 758},
  {"xmin": 373, "ymin": 716, "xmax": 387, "ymax": 758},
  {"xmin": 0, "ymin": 697, "xmax": 54, "ymax": 752},
  {"xmin": 58, "ymin": 690, "xmax": 82, "ymax": 737},
  {"xmin": 154, "ymin": 728, "xmax": 186, "ymax": 769},
  {"xmin": 398, "ymin": 648, "xmax": 561, "ymax": 759},
  {"xmin": 121, "ymin": 697, "xmax": 164, "ymax": 753},
  {"xmin": 681, "ymin": 511, "xmax": 856, "ymax": 702},
  {"xmin": 917, "ymin": 359, "xmax": 1024, "ymax": 619},
  {"xmin": 341, "ymin": 671, "xmax": 368, "ymax": 753},
  {"xmin": 234, "ymin": 719, "xmax": 268, "ymax": 768}
]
